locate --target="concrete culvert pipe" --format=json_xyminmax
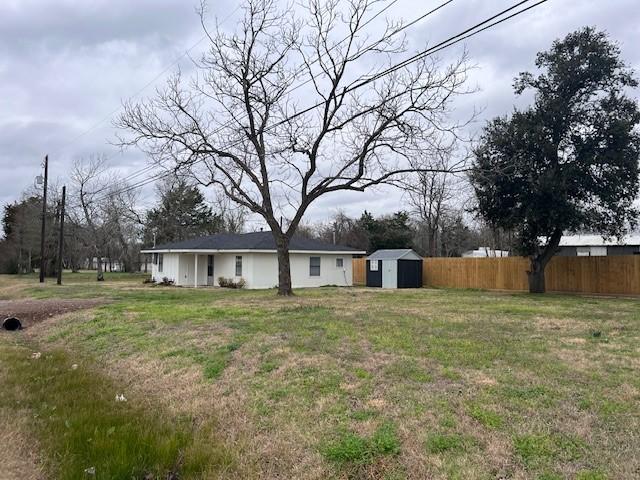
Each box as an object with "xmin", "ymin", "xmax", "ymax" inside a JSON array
[{"xmin": 2, "ymin": 317, "xmax": 22, "ymax": 331}]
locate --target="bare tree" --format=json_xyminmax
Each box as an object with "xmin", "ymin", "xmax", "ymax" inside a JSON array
[
  {"xmin": 117, "ymin": 0, "xmax": 470, "ymax": 295},
  {"xmin": 102, "ymin": 187, "xmax": 142, "ymax": 272},
  {"xmin": 70, "ymin": 157, "xmax": 109, "ymax": 280},
  {"xmin": 213, "ymin": 191, "xmax": 248, "ymax": 234},
  {"xmin": 404, "ymin": 143, "xmax": 471, "ymax": 257}
]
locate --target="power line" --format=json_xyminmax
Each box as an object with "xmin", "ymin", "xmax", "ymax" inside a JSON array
[
  {"xmin": 96, "ymin": 0, "xmax": 548, "ymax": 202},
  {"xmin": 95, "ymin": 0, "xmax": 455, "ymax": 200},
  {"xmin": 96, "ymin": 0, "xmax": 409, "ymax": 189},
  {"xmin": 98, "ymin": 0, "xmax": 545, "ymax": 201}
]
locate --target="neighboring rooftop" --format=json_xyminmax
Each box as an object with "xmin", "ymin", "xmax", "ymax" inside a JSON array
[
  {"xmin": 462, "ymin": 247, "xmax": 510, "ymax": 258},
  {"xmin": 367, "ymin": 249, "xmax": 422, "ymax": 261},
  {"xmin": 555, "ymin": 234, "xmax": 640, "ymax": 247},
  {"xmin": 142, "ymin": 231, "xmax": 364, "ymax": 252}
]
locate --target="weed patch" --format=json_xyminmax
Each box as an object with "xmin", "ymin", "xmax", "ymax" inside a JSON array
[
  {"xmin": 467, "ymin": 404, "xmax": 503, "ymax": 428},
  {"xmin": 323, "ymin": 422, "xmax": 400, "ymax": 464},
  {"xmin": 426, "ymin": 433, "xmax": 470, "ymax": 454},
  {"xmin": 0, "ymin": 341, "xmax": 234, "ymax": 479}
]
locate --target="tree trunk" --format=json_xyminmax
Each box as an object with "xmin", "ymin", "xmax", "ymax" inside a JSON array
[
  {"xmin": 527, "ymin": 257, "xmax": 546, "ymax": 293},
  {"xmin": 526, "ymin": 228, "xmax": 562, "ymax": 294},
  {"xmin": 96, "ymin": 255, "xmax": 104, "ymax": 281},
  {"xmin": 428, "ymin": 228, "xmax": 438, "ymax": 257},
  {"xmin": 276, "ymin": 236, "xmax": 293, "ymax": 296}
]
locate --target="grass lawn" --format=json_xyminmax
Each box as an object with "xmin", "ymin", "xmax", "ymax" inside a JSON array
[{"xmin": 1, "ymin": 273, "xmax": 639, "ymax": 479}]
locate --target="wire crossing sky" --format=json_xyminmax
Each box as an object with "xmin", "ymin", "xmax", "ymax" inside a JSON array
[{"xmin": 1, "ymin": 0, "xmax": 638, "ymax": 225}]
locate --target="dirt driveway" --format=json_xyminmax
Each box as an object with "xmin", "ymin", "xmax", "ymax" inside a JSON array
[{"xmin": 0, "ymin": 298, "xmax": 105, "ymax": 329}]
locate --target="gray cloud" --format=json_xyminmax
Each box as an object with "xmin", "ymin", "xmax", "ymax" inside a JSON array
[{"xmin": 1, "ymin": 0, "xmax": 639, "ymax": 228}]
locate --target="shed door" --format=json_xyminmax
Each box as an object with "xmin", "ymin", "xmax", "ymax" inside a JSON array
[
  {"xmin": 366, "ymin": 260, "xmax": 382, "ymax": 287},
  {"xmin": 382, "ymin": 260, "xmax": 397, "ymax": 289}
]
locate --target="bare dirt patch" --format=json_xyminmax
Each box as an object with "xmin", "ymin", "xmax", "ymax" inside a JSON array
[{"xmin": 0, "ymin": 298, "xmax": 105, "ymax": 329}]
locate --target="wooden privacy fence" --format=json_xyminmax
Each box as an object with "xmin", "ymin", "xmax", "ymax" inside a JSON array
[{"xmin": 352, "ymin": 255, "xmax": 640, "ymax": 295}]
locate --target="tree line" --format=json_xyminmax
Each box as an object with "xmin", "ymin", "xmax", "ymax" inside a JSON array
[{"xmin": 0, "ymin": 160, "xmax": 247, "ymax": 277}]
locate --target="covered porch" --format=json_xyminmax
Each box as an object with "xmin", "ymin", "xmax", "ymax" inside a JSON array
[{"xmin": 177, "ymin": 253, "xmax": 215, "ymax": 287}]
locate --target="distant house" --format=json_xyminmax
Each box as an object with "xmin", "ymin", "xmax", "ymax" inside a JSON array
[
  {"xmin": 140, "ymin": 231, "xmax": 365, "ymax": 289},
  {"xmin": 462, "ymin": 247, "xmax": 510, "ymax": 258},
  {"xmin": 556, "ymin": 234, "xmax": 640, "ymax": 257}
]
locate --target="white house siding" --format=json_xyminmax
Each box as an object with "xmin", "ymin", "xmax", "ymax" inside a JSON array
[
  {"xmin": 290, "ymin": 253, "xmax": 353, "ymax": 288},
  {"xmin": 249, "ymin": 253, "xmax": 278, "ymax": 288},
  {"xmin": 151, "ymin": 251, "xmax": 355, "ymax": 289},
  {"xmin": 209, "ymin": 252, "xmax": 353, "ymax": 289},
  {"xmin": 151, "ymin": 253, "xmax": 180, "ymax": 283}
]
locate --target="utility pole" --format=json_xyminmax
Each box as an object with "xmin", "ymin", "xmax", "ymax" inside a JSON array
[
  {"xmin": 39, "ymin": 155, "xmax": 49, "ymax": 283},
  {"xmin": 57, "ymin": 186, "xmax": 66, "ymax": 285}
]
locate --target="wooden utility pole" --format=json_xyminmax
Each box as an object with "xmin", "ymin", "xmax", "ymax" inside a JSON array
[
  {"xmin": 57, "ymin": 186, "xmax": 66, "ymax": 285},
  {"xmin": 39, "ymin": 155, "xmax": 49, "ymax": 283}
]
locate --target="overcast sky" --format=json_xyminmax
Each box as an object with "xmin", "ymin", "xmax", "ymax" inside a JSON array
[{"xmin": 1, "ymin": 0, "xmax": 639, "ymax": 231}]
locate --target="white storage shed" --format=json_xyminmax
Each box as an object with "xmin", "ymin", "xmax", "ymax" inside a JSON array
[{"xmin": 366, "ymin": 249, "xmax": 423, "ymax": 289}]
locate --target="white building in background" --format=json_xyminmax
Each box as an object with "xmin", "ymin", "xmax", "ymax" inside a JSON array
[
  {"xmin": 462, "ymin": 247, "xmax": 510, "ymax": 258},
  {"xmin": 141, "ymin": 231, "xmax": 365, "ymax": 289},
  {"xmin": 555, "ymin": 234, "xmax": 640, "ymax": 257}
]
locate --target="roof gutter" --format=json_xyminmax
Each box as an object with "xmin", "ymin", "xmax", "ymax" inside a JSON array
[{"xmin": 140, "ymin": 248, "xmax": 366, "ymax": 255}]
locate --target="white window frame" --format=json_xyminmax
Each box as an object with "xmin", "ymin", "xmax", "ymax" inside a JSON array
[
  {"xmin": 310, "ymin": 256, "xmax": 321, "ymax": 276},
  {"xmin": 370, "ymin": 260, "xmax": 379, "ymax": 271},
  {"xmin": 235, "ymin": 256, "xmax": 243, "ymax": 276},
  {"xmin": 336, "ymin": 257, "xmax": 344, "ymax": 268}
]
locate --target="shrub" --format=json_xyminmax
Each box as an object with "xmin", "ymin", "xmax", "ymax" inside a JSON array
[
  {"xmin": 158, "ymin": 277, "xmax": 174, "ymax": 286},
  {"xmin": 217, "ymin": 277, "xmax": 246, "ymax": 289}
]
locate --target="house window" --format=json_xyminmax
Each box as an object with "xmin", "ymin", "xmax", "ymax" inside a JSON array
[
  {"xmin": 336, "ymin": 258, "xmax": 344, "ymax": 268},
  {"xmin": 153, "ymin": 253, "xmax": 158, "ymax": 265},
  {"xmin": 370, "ymin": 260, "xmax": 379, "ymax": 271},
  {"xmin": 310, "ymin": 256, "xmax": 321, "ymax": 276},
  {"xmin": 158, "ymin": 253, "xmax": 164, "ymax": 273},
  {"xmin": 235, "ymin": 256, "xmax": 243, "ymax": 276}
]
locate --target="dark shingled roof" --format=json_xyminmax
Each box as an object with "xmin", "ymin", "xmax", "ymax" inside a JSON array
[{"xmin": 144, "ymin": 231, "xmax": 363, "ymax": 252}]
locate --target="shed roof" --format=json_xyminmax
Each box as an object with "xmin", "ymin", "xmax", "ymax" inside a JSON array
[
  {"xmin": 141, "ymin": 231, "xmax": 364, "ymax": 253},
  {"xmin": 367, "ymin": 249, "xmax": 422, "ymax": 261}
]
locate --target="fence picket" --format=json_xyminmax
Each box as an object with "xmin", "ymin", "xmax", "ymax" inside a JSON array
[{"xmin": 351, "ymin": 256, "xmax": 640, "ymax": 295}]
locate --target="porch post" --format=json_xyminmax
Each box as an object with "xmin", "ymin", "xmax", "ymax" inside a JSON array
[{"xmin": 194, "ymin": 254, "xmax": 198, "ymax": 288}]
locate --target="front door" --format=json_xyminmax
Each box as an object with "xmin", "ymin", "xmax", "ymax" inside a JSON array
[{"xmin": 207, "ymin": 255, "xmax": 214, "ymax": 286}]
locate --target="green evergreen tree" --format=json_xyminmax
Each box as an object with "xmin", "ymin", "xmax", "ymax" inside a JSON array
[
  {"xmin": 144, "ymin": 178, "xmax": 223, "ymax": 246},
  {"xmin": 471, "ymin": 28, "xmax": 640, "ymax": 293}
]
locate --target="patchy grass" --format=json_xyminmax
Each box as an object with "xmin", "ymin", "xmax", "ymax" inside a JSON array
[
  {"xmin": 322, "ymin": 422, "xmax": 400, "ymax": 464},
  {"xmin": 425, "ymin": 433, "xmax": 470, "ymax": 454},
  {"xmin": 0, "ymin": 338, "xmax": 235, "ymax": 480},
  {"xmin": 1, "ymin": 275, "xmax": 639, "ymax": 479}
]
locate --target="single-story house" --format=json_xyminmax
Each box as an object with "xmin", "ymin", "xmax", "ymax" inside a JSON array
[
  {"xmin": 140, "ymin": 231, "xmax": 365, "ymax": 289},
  {"xmin": 555, "ymin": 234, "xmax": 640, "ymax": 257}
]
